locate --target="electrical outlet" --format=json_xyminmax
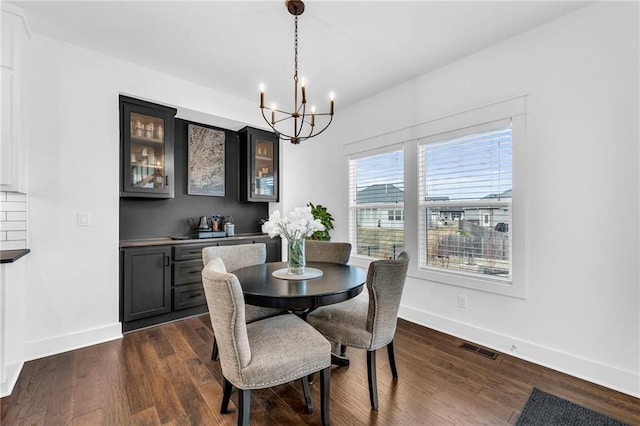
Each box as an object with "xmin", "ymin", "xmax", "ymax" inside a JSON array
[
  {"xmin": 457, "ymin": 295, "xmax": 467, "ymax": 308},
  {"xmin": 77, "ymin": 212, "xmax": 92, "ymax": 227}
]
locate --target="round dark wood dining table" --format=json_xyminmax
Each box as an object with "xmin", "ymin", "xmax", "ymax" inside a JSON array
[{"xmin": 233, "ymin": 261, "xmax": 367, "ymax": 314}]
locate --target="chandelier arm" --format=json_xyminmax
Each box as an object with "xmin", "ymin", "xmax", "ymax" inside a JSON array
[
  {"xmin": 304, "ymin": 115, "xmax": 334, "ymax": 140},
  {"xmin": 287, "ymin": 114, "xmax": 334, "ymax": 143},
  {"xmin": 262, "ymin": 109, "xmax": 298, "ymax": 133},
  {"xmin": 261, "ymin": 109, "xmax": 279, "ymax": 133}
]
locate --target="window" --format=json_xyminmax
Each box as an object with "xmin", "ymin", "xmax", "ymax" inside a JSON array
[
  {"xmin": 419, "ymin": 126, "xmax": 512, "ymax": 281},
  {"xmin": 388, "ymin": 210, "xmax": 404, "ymax": 221},
  {"xmin": 349, "ymin": 149, "xmax": 404, "ymax": 259},
  {"xmin": 344, "ymin": 97, "xmax": 525, "ymax": 296}
]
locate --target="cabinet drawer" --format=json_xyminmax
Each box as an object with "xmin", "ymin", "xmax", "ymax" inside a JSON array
[
  {"xmin": 174, "ymin": 259, "xmax": 204, "ymax": 285},
  {"xmin": 174, "ymin": 245, "xmax": 207, "ymax": 261},
  {"xmin": 173, "ymin": 283, "xmax": 207, "ymax": 311}
]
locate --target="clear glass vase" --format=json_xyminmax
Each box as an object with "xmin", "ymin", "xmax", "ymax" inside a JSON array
[{"xmin": 287, "ymin": 238, "xmax": 306, "ymax": 275}]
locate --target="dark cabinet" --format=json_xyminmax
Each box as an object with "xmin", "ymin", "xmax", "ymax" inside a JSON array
[
  {"xmin": 121, "ymin": 236, "xmax": 281, "ymax": 332},
  {"xmin": 122, "ymin": 246, "xmax": 172, "ymax": 322},
  {"xmin": 239, "ymin": 126, "xmax": 279, "ymax": 202},
  {"xmin": 120, "ymin": 95, "xmax": 177, "ymax": 198}
]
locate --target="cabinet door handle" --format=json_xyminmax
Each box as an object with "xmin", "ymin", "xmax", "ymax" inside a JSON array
[
  {"xmin": 165, "ymin": 176, "xmax": 169, "ymax": 186},
  {"xmin": 164, "ymin": 256, "xmax": 170, "ymax": 266}
]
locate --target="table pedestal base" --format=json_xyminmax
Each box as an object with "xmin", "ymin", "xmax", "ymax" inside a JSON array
[{"xmin": 331, "ymin": 353, "xmax": 350, "ymax": 366}]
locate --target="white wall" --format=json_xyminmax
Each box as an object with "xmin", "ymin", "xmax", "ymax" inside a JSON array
[
  {"xmin": 21, "ymin": 33, "xmax": 263, "ymax": 359},
  {"xmin": 282, "ymin": 3, "xmax": 639, "ymax": 397}
]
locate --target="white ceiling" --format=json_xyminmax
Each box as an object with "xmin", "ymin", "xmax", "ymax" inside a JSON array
[{"xmin": 10, "ymin": 1, "xmax": 588, "ymax": 110}]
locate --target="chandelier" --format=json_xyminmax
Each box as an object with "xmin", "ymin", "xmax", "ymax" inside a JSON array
[{"xmin": 260, "ymin": 0, "xmax": 334, "ymax": 144}]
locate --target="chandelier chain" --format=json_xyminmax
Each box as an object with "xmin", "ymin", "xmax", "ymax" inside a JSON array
[{"xmin": 294, "ymin": 16, "xmax": 298, "ymax": 82}]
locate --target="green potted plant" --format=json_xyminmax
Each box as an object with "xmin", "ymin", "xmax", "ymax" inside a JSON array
[{"xmin": 307, "ymin": 203, "xmax": 334, "ymax": 241}]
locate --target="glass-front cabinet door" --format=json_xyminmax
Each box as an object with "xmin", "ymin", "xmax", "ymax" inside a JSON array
[
  {"xmin": 120, "ymin": 96, "xmax": 177, "ymax": 198},
  {"xmin": 239, "ymin": 126, "xmax": 279, "ymax": 202}
]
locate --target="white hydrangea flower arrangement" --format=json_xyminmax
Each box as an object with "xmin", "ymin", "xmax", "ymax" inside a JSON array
[{"xmin": 263, "ymin": 207, "xmax": 324, "ymax": 274}]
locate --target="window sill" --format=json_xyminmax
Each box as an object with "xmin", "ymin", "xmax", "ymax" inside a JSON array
[{"xmin": 408, "ymin": 264, "xmax": 526, "ymax": 298}]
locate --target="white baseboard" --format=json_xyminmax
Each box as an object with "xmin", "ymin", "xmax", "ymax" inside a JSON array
[
  {"xmin": 1, "ymin": 360, "xmax": 25, "ymax": 398},
  {"xmin": 24, "ymin": 322, "xmax": 122, "ymax": 362},
  {"xmin": 398, "ymin": 305, "xmax": 640, "ymax": 398}
]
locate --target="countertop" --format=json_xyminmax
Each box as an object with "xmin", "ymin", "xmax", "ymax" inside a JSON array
[
  {"xmin": 119, "ymin": 233, "xmax": 274, "ymax": 248},
  {"xmin": 0, "ymin": 249, "xmax": 31, "ymax": 264}
]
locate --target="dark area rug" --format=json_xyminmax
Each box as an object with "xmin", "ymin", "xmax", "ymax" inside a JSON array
[{"xmin": 516, "ymin": 388, "xmax": 628, "ymax": 425}]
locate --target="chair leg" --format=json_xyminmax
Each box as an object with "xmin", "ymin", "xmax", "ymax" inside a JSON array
[
  {"xmin": 212, "ymin": 338, "xmax": 219, "ymax": 361},
  {"xmin": 387, "ymin": 341, "xmax": 398, "ymax": 379},
  {"xmin": 301, "ymin": 375, "xmax": 313, "ymax": 414},
  {"xmin": 238, "ymin": 389, "xmax": 251, "ymax": 426},
  {"xmin": 340, "ymin": 344, "xmax": 347, "ymax": 356},
  {"xmin": 367, "ymin": 350, "xmax": 378, "ymax": 410},
  {"xmin": 320, "ymin": 366, "xmax": 331, "ymax": 426},
  {"xmin": 221, "ymin": 378, "xmax": 233, "ymax": 414}
]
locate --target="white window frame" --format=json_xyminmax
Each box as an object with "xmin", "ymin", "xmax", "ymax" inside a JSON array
[
  {"xmin": 417, "ymin": 119, "xmax": 514, "ymax": 287},
  {"xmin": 345, "ymin": 95, "xmax": 527, "ymax": 298}
]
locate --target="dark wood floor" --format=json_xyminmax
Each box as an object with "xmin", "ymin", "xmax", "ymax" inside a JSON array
[{"xmin": 2, "ymin": 316, "xmax": 639, "ymax": 425}]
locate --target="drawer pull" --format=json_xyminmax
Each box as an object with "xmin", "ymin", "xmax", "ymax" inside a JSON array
[
  {"xmin": 189, "ymin": 270, "xmax": 201, "ymax": 274},
  {"xmin": 189, "ymin": 293, "xmax": 203, "ymax": 298}
]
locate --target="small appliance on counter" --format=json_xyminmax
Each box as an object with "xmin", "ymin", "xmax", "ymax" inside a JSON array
[
  {"xmin": 192, "ymin": 215, "xmax": 226, "ymax": 239},
  {"xmin": 223, "ymin": 215, "xmax": 235, "ymax": 236}
]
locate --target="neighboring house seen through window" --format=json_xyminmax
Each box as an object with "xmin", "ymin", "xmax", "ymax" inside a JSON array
[{"xmin": 349, "ymin": 149, "xmax": 404, "ymax": 259}]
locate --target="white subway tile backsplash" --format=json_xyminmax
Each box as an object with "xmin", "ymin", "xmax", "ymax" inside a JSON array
[
  {"xmin": 6, "ymin": 211, "xmax": 25, "ymax": 221},
  {"xmin": 0, "ymin": 192, "xmax": 27, "ymax": 250},
  {"xmin": 0, "ymin": 202, "xmax": 27, "ymax": 212},
  {"xmin": 0, "ymin": 221, "xmax": 26, "ymax": 231},
  {"xmin": 6, "ymin": 192, "xmax": 26, "ymax": 202},
  {"xmin": 7, "ymin": 230, "xmax": 26, "ymax": 240},
  {"xmin": 0, "ymin": 240, "xmax": 27, "ymax": 250}
]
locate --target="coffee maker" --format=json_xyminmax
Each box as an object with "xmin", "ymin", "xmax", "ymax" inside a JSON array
[{"xmin": 193, "ymin": 214, "xmax": 227, "ymax": 239}]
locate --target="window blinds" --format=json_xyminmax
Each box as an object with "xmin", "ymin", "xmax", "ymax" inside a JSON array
[
  {"xmin": 422, "ymin": 128, "xmax": 512, "ymax": 203},
  {"xmin": 350, "ymin": 150, "xmax": 404, "ymax": 206}
]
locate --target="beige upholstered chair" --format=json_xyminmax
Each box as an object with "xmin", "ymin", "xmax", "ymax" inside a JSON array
[
  {"xmin": 202, "ymin": 258, "xmax": 332, "ymax": 426},
  {"xmin": 202, "ymin": 243, "xmax": 266, "ymax": 273},
  {"xmin": 305, "ymin": 240, "xmax": 352, "ymax": 265},
  {"xmin": 202, "ymin": 244, "xmax": 285, "ymax": 361},
  {"xmin": 306, "ymin": 252, "xmax": 410, "ymax": 410}
]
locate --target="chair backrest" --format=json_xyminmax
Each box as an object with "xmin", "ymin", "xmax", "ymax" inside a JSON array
[
  {"xmin": 201, "ymin": 257, "xmax": 251, "ymax": 386},
  {"xmin": 366, "ymin": 252, "xmax": 410, "ymax": 349},
  {"xmin": 202, "ymin": 243, "xmax": 267, "ymax": 272},
  {"xmin": 305, "ymin": 240, "xmax": 352, "ymax": 264}
]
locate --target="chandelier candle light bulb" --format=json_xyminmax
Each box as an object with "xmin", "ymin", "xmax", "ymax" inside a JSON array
[
  {"xmin": 260, "ymin": 84, "xmax": 265, "ymax": 108},
  {"xmin": 262, "ymin": 207, "xmax": 325, "ymax": 274}
]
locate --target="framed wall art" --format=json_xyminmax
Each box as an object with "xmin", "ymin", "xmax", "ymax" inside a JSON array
[{"xmin": 187, "ymin": 123, "xmax": 225, "ymax": 196}]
